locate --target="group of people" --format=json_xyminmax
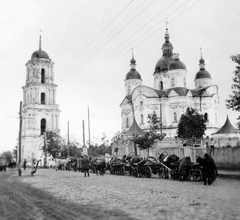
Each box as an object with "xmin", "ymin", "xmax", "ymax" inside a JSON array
[{"xmin": 178, "ymin": 153, "xmax": 218, "ymax": 185}]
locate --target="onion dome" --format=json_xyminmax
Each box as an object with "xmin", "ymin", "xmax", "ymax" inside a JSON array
[
  {"xmin": 31, "ymin": 35, "xmax": 50, "ymax": 60},
  {"xmin": 169, "ymin": 53, "xmax": 186, "ymax": 70},
  {"xmin": 125, "ymin": 55, "xmax": 142, "ymax": 80},
  {"xmin": 154, "ymin": 28, "xmax": 174, "ymax": 73},
  {"xmin": 31, "ymin": 50, "xmax": 49, "ymax": 59},
  {"xmin": 162, "ymin": 28, "xmax": 173, "ymax": 57},
  {"xmin": 195, "ymin": 55, "xmax": 211, "ymax": 80},
  {"xmin": 154, "ymin": 56, "xmax": 172, "ymax": 73}
]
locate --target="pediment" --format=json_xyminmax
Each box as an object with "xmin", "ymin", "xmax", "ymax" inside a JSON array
[
  {"xmin": 186, "ymin": 90, "xmax": 192, "ymax": 97},
  {"xmin": 168, "ymin": 90, "xmax": 179, "ymax": 97},
  {"xmin": 120, "ymin": 97, "xmax": 130, "ymax": 106}
]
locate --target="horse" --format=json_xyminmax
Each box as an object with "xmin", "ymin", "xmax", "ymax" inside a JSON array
[
  {"xmin": 95, "ymin": 158, "xmax": 106, "ymax": 175},
  {"xmin": 55, "ymin": 158, "xmax": 69, "ymax": 171},
  {"xmin": 8, "ymin": 161, "xmax": 16, "ymax": 169}
]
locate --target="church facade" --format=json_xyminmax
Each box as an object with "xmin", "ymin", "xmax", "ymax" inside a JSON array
[
  {"xmin": 21, "ymin": 37, "xmax": 60, "ymax": 163},
  {"xmin": 120, "ymin": 29, "xmax": 220, "ymax": 139}
]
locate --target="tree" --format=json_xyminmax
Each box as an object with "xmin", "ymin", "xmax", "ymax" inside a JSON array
[
  {"xmin": 134, "ymin": 112, "xmax": 166, "ymax": 158},
  {"xmin": 0, "ymin": 151, "xmax": 13, "ymax": 164},
  {"xmin": 226, "ymin": 54, "xmax": 240, "ymax": 129},
  {"xmin": 177, "ymin": 107, "xmax": 206, "ymax": 145},
  {"xmin": 44, "ymin": 130, "xmax": 63, "ymax": 158}
]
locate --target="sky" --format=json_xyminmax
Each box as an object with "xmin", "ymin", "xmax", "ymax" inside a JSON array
[{"xmin": 0, "ymin": 0, "xmax": 240, "ymax": 154}]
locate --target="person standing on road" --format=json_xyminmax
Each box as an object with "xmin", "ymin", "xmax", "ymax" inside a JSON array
[
  {"xmin": 178, "ymin": 156, "xmax": 191, "ymax": 181},
  {"xmin": 23, "ymin": 159, "xmax": 27, "ymax": 170},
  {"xmin": 202, "ymin": 153, "xmax": 218, "ymax": 185},
  {"xmin": 81, "ymin": 155, "xmax": 90, "ymax": 177}
]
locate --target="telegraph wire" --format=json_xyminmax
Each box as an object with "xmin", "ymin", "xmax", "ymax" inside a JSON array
[
  {"xmin": 58, "ymin": 0, "xmax": 202, "ymax": 104},
  {"xmin": 134, "ymin": 0, "xmax": 201, "ymax": 48},
  {"xmin": 66, "ymin": 0, "xmax": 197, "ymax": 86},
  {"xmin": 57, "ymin": 0, "xmax": 135, "ymax": 76},
  {"xmin": 59, "ymin": 0, "xmax": 155, "ymax": 81},
  {"xmin": 58, "ymin": 0, "xmax": 179, "ymax": 84}
]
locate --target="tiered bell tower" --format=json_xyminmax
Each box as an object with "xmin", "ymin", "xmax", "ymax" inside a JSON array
[{"xmin": 21, "ymin": 36, "xmax": 60, "ymax": 162}]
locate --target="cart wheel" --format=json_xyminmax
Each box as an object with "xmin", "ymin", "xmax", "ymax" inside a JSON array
[
  {"xmin": 193, "ymin": 169, "xmax": 202, "ymax": 181},
  {"xmin": 145, "ymin": 166, "xmax": 152, "ymax": 178},
  {"xmin": 158, "ymin": 166, "xmax": 165, "ymax": 178}
]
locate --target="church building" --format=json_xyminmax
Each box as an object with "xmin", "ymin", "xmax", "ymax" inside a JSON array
[
  {"xmin": 120, "ymin": 28, "xmax": 220, "ymax": 139},
  {"xmin": 21, "ymin": 36, "xmax": 60, "ymax": 162}
]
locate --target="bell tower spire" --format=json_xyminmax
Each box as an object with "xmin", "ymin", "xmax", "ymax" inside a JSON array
[{"xmin": 39, "ymin": 29, "xmax": 42, "ymax": 50}]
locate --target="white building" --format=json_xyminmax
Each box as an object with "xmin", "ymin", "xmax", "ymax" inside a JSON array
[
  {"xmin": 120, "ymin": 29, "xmax": 220, "ymax": 139},
  {"xmin": 21, "ymin": 36, "xmax": 60, "ymax": 163}
]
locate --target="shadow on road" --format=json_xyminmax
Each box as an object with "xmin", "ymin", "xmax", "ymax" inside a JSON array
[{"xmin": 0, "ymin": 172, "xmax": 136, "ymax": 220}]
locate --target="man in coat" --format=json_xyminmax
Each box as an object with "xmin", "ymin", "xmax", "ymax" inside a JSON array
[
  {"xmin": 178, "ymin": 156, "xmax": 191, "ymax": 181},
  {"xmin": 202, "ymin": 153, "xmax": 218, "ymax": 185},
  {"xmin": 81, "ymin": 155, "xmax": 90, "ymax": 177}
]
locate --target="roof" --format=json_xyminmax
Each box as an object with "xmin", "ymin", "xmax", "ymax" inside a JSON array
[
  {"xmin": 195, "ymin": 69, "xmax": 211, "ymax": 80},
  {"xmin": 169, "ymin": 59, "xmax": 186, "ymax": 70},
  {"xmin": 166, "ymin": 87, "xmax": 189, "ymax": 97},
  {"xmin": 125, "ymin": 118, "xmax": 145, "ymax": 137},
  {"xmin": 119, "ymin": 95, "xmax": 132, "ymax": 106},
  {"xmin": 214, "ymin": 116, "xmax": 238, "ymax": 135},
  {"xmin": 31, "ymin": 50, "xmax": 49, "ymax": 60},
  {"xmin": 126, "ymin": 69, "xmax": 142, "ymax": 80},
  {"xmin": 154, "ymin": 56, "xmax": 172, "ymax": 73}
]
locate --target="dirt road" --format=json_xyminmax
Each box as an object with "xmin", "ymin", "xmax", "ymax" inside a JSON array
[{"xmin": 1, "ymin": 168, "xmax": 240, "ymax": 220}]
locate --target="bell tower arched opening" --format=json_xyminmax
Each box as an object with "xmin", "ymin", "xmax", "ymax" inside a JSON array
[
  {"xmin": 41, "ymin": 93, "xmax": 46, "ymax": 104},
  {"xmin": 41, "ymin": 69, "xmax": 45, "ymax": 83},
  {"xmin": 40, "ymin": 118, "xmax": 46, "ymax": 135}
]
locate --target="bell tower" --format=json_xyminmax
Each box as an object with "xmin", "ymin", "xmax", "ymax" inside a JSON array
[{"xmin": 21, "ymin": 35, "xmax": 60, "ymax": 162}]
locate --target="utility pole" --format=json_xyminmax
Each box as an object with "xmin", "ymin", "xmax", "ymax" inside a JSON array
[
  {"xmin": 67, "ymin": 121, "xmax": 69, "ymax": 157},
  {"xmin": 18, "ymin": 101, "xmax": 23, "ymax": 176},
  {"xmin": 88, "ymin": 107, "xmax": 91, "ymax": 147},
  {"xmin": 159, "ymin": 101, "xmax": 162, "ymax": 136},
  {"xmin": 82, "ymin": 120, "xmax": 85, "ymax": 146},
  {"xmin": 44, "ymin": 132, "xmax": 47, "ymax": 168}
]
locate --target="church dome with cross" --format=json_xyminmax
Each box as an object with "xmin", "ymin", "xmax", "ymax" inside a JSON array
[
  {"xmin": 120, "ymin": 26, "xmax": 220, "ymax": 146},
  {"xmin": 31, "ymin": 36, "xmax": 50, "ymax": 60},
  {"xmin": 31, "ymin": 50, "xmax": 49, "ymax": 60}
]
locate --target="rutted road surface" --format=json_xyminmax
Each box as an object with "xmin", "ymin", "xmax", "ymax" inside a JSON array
[{"xmin": 1, "ymin": 168, "xmax": 240, "ymax": 220}]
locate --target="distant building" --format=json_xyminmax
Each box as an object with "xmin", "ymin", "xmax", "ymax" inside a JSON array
[
  {"xmin": 20, "ymin": 36, "xmax": 60, "ymax": 163},
  {"xmin": 211, "ymin": 116, "xmax": 240, "ymax": 147},
  {"xmin": 120, "ymin": 28, "xmax": 220, "ymax": 139}
]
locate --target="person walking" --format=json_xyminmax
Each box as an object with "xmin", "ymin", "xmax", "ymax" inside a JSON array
[
  {"xmin": 81, "ymin": 155, "xmax": 90, "ymax": 177},
  {"xmin": 202, "ymin": 153, "xmax": 218, "ymax": 185},
  {"xmin": 23, "ymin": 159, "xmax": 27, "ymax": 170}
]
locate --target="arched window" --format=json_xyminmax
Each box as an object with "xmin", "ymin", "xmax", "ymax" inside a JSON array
[
  {"xmin": 41, "ymin": 69, "xmax": 45, "ymax": 83},
  {"xmin": 141, "ymin": 114, "xmax": 144, "ymax": 124},
  {"xmin": 126, "ymin": 118, "xmax": 129, "ymax": 128},
  {"xmin": 140, "ymin": 101, "xmax": 143, "ymax": 107},
  {"xmin": 174, "ymin": 112, "xmax": 177, "ymax": 122},
  {"xmin": 159, "ymin": 81, "xmax": 163, "ymax": 90},
  {"xmin": 41, "ymin": 93, "xmax": 46, "ymax": 104},
  {"xmin": 215, "ymin": 113, "xmax": 217, "ymax": 123},
  {"xmin": 204, "ymin": 113, "xmax": 209, "ymax": 122},
  {"xmin": 40, "ymin": 118, "xmax": 46, "ymax": 135}
]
